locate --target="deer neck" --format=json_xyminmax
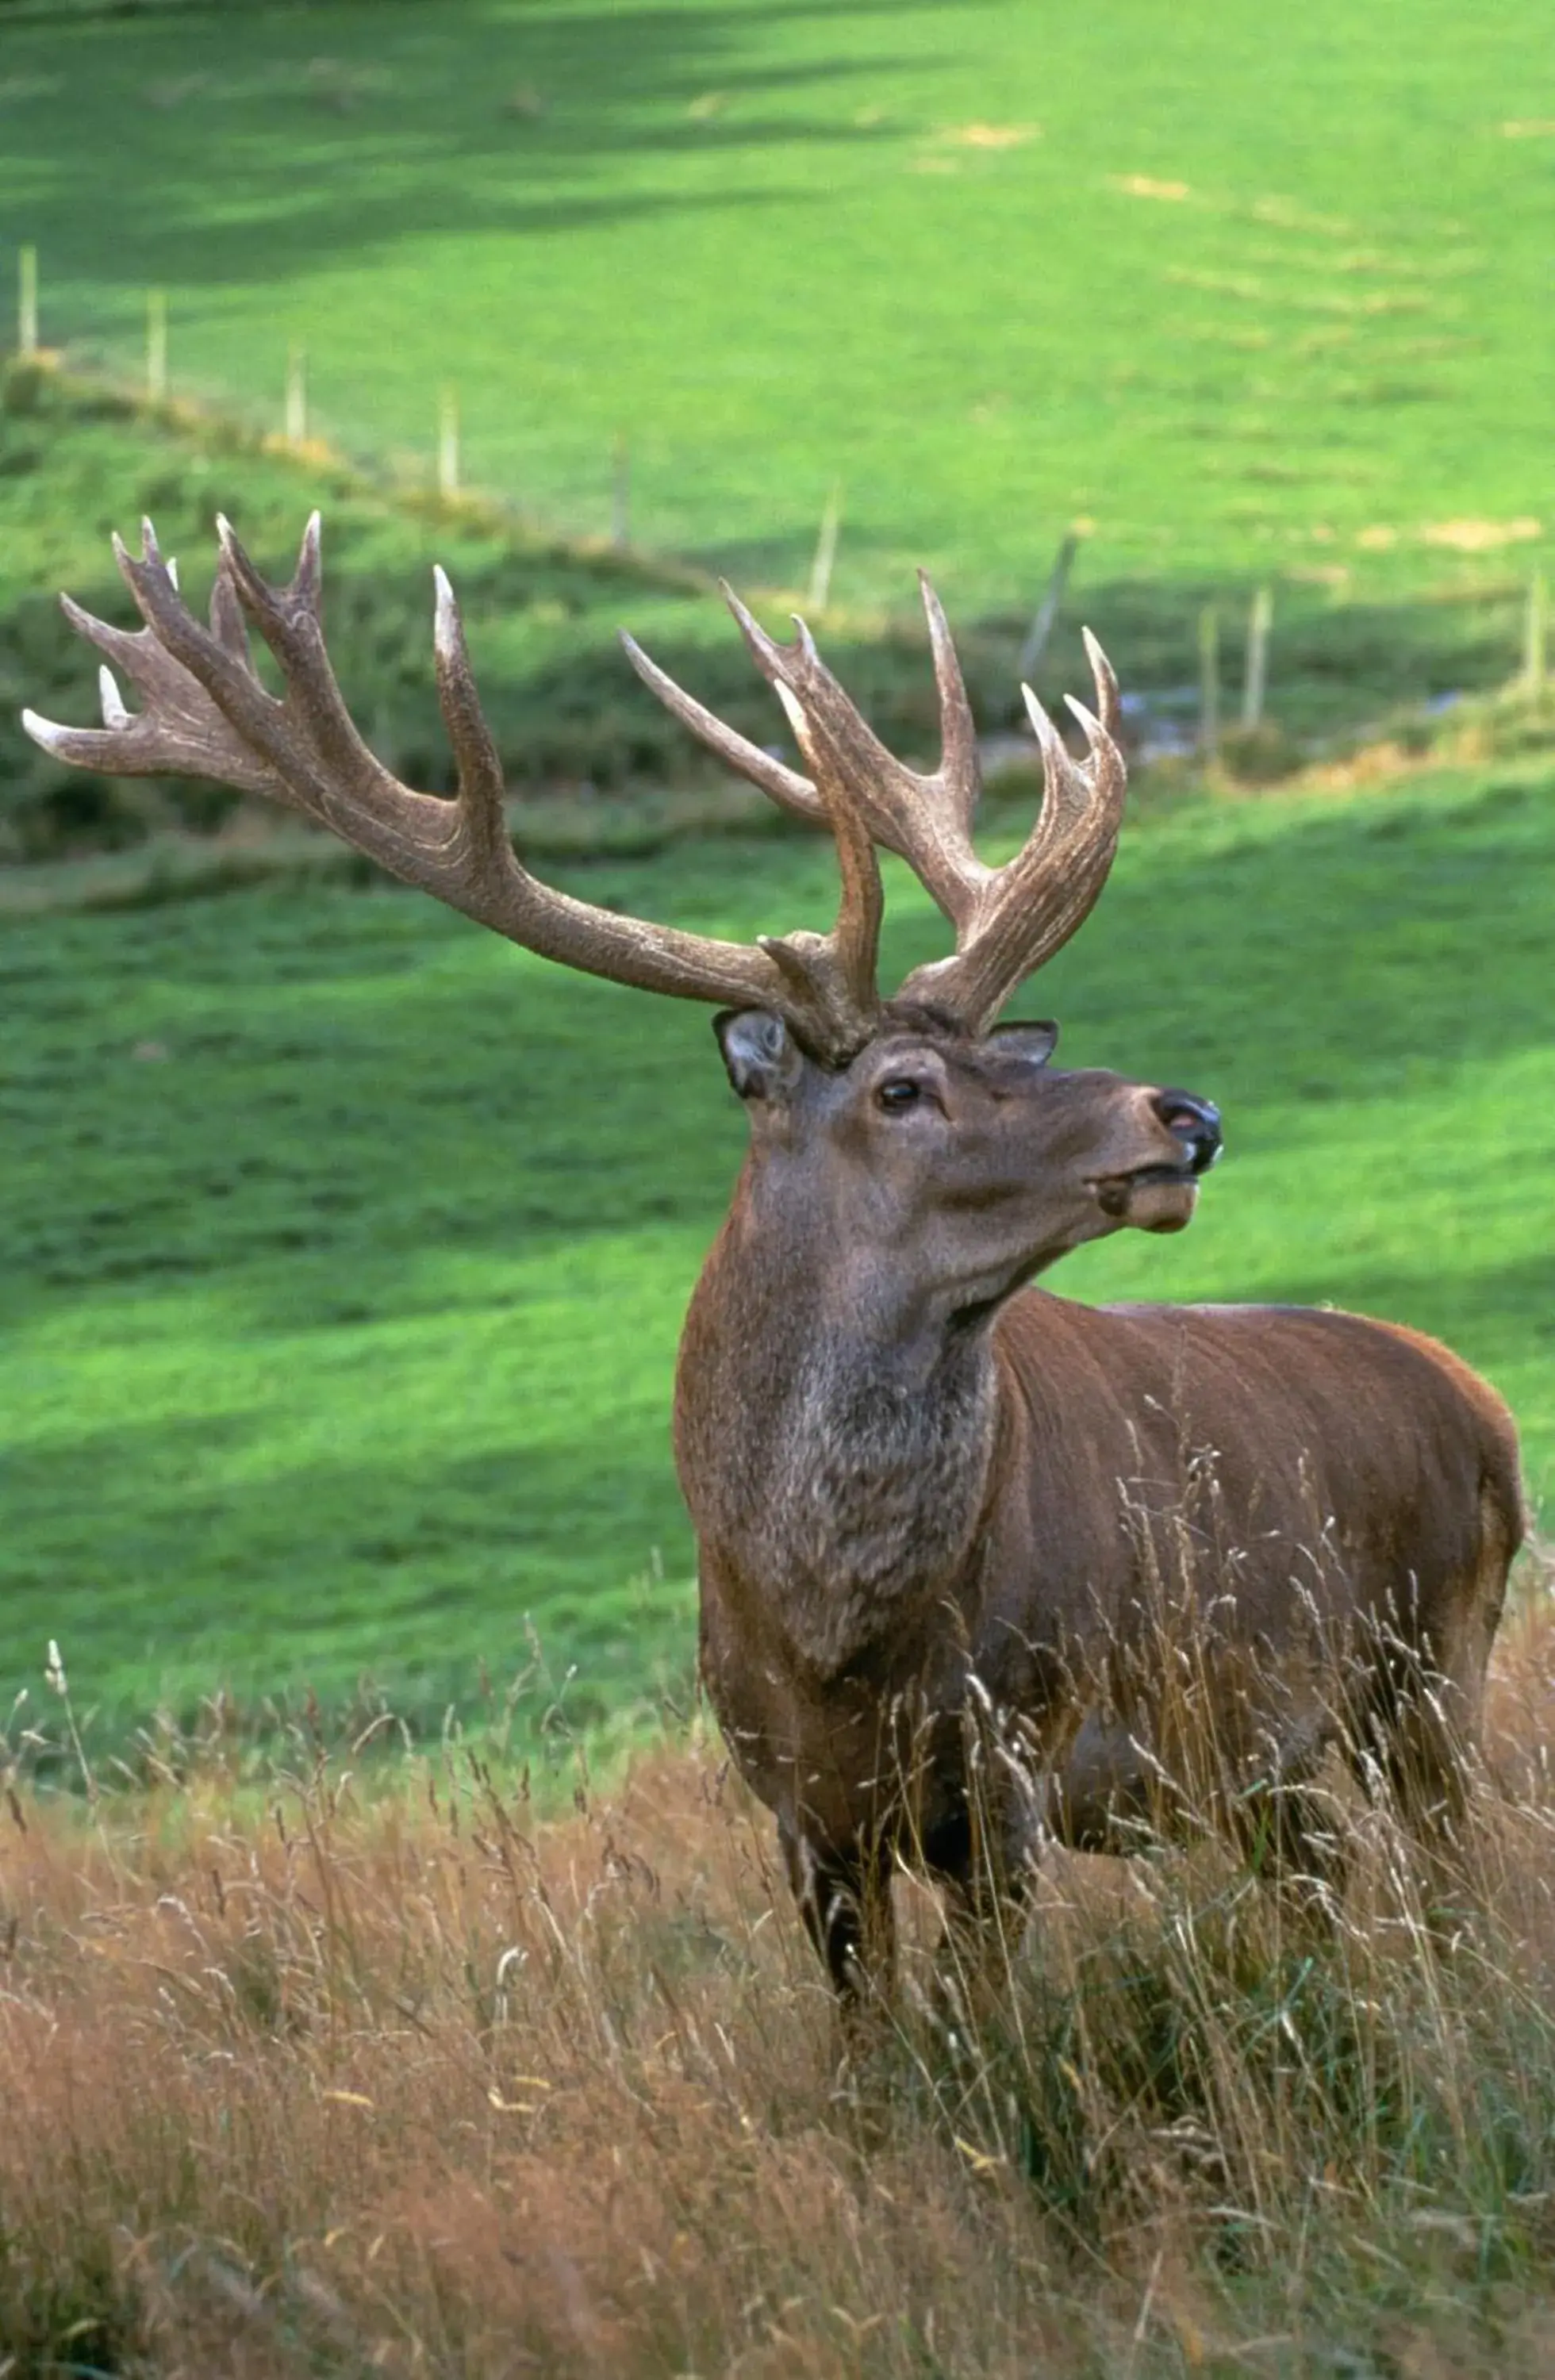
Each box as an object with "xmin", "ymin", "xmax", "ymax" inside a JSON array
[{"xmin": 675, "ymin": 1158, "xmax": 999, "ymax": 1678}]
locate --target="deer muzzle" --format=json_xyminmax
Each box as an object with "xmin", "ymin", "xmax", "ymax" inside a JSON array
[{"xmin": 1092, "ymin": 1090, "xmax": 1223, "ymax": 1230}]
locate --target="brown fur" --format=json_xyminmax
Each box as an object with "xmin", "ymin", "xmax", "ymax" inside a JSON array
[{"xmin": 677, "ymin": 1023, "xmax": 1524, "ymax": 1998}]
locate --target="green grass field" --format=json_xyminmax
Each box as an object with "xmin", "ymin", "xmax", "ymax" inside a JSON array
[
  {"xmin": 4, "ymin": 760, "xmax": 1552, "ymax": 1741},
  {"xmin": 2, "ymin": 0, "xmax": 1550, "ymax": 663}
]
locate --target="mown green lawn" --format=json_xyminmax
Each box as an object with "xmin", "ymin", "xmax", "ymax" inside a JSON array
[
  {"xmin": 2, "ymin": 0, "xmax": 1550, "ymax": 630},
  {"xmin": 3, "ymin": 763, "xmax": 1551, "ymax": 1741}
]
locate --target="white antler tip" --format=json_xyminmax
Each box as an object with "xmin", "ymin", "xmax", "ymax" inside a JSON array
[
  {"xmin": 432, "ymin": 564, "xmax": 459, "ymax": 656},
  {"xmin": 214, "ymin": 512, "xmax": 236, "ymax": 551},
  {"xmin": 720, "ymin": 580, "xmax": 772, "ymax": 650},
  {"xmin": 789, "ymin": 612, "xmax": 820, "ymax": 666},
  {"xmin": 20, "ymin": 706, "xmax": 67, "ymax": 754},
  {"xmin": 774, "ymin": 681, "xmax": 809, "ymax": 738},
  {"xmin": 1020, "ymin": 682, "xmax": 1059, "ymax": 741},
  {"xmin": 165, "ymin": 555, "xmax": 179, "ymax": 593},
  {"xmin": 98, "ymin": 664, "xmax": 129, "ymax": 728},
  {"xmin": 140, "ymin": 516, "xmax": 161, "ymax": 562},
  {"xmin": 1064, "ymin": 693, "xmax": 1101, "ymax": 736},
  {"xmin": 1081, "ymin": 625, "xmax": 1116, "ymax": 691}
]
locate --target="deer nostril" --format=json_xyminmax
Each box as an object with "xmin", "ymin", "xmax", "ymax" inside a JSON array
[{"xmin": 1152, "ymin": 1088, "xmax": 1223, "ymax": 1173}]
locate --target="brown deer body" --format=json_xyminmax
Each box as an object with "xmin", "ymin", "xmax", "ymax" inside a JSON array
[
  {"xmin": 682, "ymin": 1229, "xmax": 1519, "ymax": 1983},
  {"xmin": 25, "ymin": 519, "xmax": 1523, "ymax": 1999}
]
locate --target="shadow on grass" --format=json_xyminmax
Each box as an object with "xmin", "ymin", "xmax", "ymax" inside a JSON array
[
  {"xmin": 3, "ymin": 1396, "xmax": 699, "ymax": 1745},
  {"xmin": 0, "ymin": 0, "xmax": 932, "ymax": 297}
]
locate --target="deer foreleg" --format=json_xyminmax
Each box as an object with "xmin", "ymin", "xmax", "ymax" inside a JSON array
[{"xmin": 778, "ymin": 1814, "xmax": 896, "ymax": 2006}]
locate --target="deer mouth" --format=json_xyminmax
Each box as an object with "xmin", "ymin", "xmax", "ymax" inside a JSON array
[{"xmin": 1091, "ymin": 1164, "xmax": 1200, "ymax": 1231}]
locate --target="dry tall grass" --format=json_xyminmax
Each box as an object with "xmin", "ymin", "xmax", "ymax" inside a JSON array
[{"xmin": 4, "ymin": 1565, "xmax": 1555, "ymax": 2379}]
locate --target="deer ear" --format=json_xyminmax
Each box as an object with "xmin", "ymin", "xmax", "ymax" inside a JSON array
[
  {"xmin": 714, "ymin": 1009, "xmax": 806, "ymax": 1103},
  {"xmin": 988, "ymin": 1019, "xmax": 1059, "ymax": 1067}
]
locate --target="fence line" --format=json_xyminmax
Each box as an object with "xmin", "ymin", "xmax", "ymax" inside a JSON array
[{"xmin": 6, "ymin": 245, "xmax": 1551, "ymax": 743}]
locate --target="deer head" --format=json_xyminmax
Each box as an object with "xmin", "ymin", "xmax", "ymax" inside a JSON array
[{"xmin": 23, "ymin": 516, "xmax": 1219, "ymax": 1305}]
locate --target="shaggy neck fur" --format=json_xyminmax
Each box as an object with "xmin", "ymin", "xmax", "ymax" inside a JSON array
[{"xmin": 676, "ymin": 1162, "xmax": 1000, "ymax": 1679}]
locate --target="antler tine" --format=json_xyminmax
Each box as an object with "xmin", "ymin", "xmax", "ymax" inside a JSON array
[
  {"xmin": 895, "ymin": 630, "xmax": 1127, "ymax": 1034},
  {"xmin": 432, "ymin": 565, "xmax": 510, "ymax": 864},
  {"xmin": 627, "ymin": 579, "xmax": 992, "ymax": 931},
  {"xmin": 24, "ymin": 516, "xmax": 891, "ymax": 1066},
  {"xmin": 916, "ymin": 570, "xmax": 982, "ymax": 841},
  {"xmin": 716, "ymin": 582, "xmax": 993, "ymax": 931},
  {"xmin": 1081, "ymin": 624, "xmax": 1122, "ymax": 741},
  {"xmin": 618, "ymin": 630, "xmax": 824, "ymax": 827},
  {"xmin": 757, "ymin": 681, "xmax": 883, "ymax": 1035},
  {"xmin": 620, "ymin": 600, "xmax": 886, "ymax": 1046},
  {"xmin": 23, "ymin": 536, "xmax": 285, "ymax": 797},
  {"xmin": 208, "ymin": 543, "xmax": 254, "ymax": 664}
]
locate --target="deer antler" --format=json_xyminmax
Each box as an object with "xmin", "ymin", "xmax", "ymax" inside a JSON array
[
  {"xmin": 26, "ymin": 521, "xmax": 1126, "ymax": 1058},
  {"xmin": 895, "ymin": 628, "xmax": 1126, "ymax": 1034},
  {"xmin": 623, "ymin": 572, "xmax": 987, "ymax": 923},
  {"xmin": 22, "ymin": 517, "xmax": 885, "ymax": 1065},
  {"xmin": 625, "ymin": 581, "xmax": 1126, "ymax": 1037}
]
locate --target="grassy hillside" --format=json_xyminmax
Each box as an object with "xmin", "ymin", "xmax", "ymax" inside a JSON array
[
  {"xmin": 0, "ymin": 0, "xmax": 1549, "ymax": 727},
  {"xmin": 3, "ymin": 761, "xmax": 1551, "ymax": 1743}
]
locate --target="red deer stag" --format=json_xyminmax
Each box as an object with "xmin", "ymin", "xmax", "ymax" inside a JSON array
[{"xmin": 25, "ymin": 518, "xmax": 1523, "ymax": 2000}]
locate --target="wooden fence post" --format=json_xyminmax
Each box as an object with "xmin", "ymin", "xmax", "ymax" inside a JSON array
[
  {"xmin": 285, "ymin": 342, "xmax": 307, "ymax": 444},
  {"xmin": 438, "ymin": 385, "xmax": 460, "ymax": 497},
  {"xmin": 18, "ymin": 244, "xmax": 37, "ymax": 357},
  {"xmin": 147, "ymin": 290, "xmax": 168, "ymax": 401},
  {"xmin": 1524, "ymin": 567, "xmax": 1548, "ymax": 696},
  {"xmin": 611, "ymin": 431, "xmax": 631, "ymax": 550},
  {"xmin": 1198, "ymin": 605, "xmax": 1221, "ymax": 758},
  {"xmin": 1241, "ymin": 585, "xmax": 1273, "ymax": 729},
  {"xmin": 1018, "ymin": 532, "xmax": 1081, "ymax": 683},
  {"xmin": 808, "ymin": 482, "xmax": 843, "ymax": 612}
]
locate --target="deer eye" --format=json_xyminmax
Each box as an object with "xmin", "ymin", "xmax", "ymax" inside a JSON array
[{"xmin": 876, "ymin": 1077, "xmax": 923, "ymax": 1112}]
